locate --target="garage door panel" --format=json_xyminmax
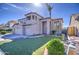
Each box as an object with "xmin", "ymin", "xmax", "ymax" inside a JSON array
[{"xmin": 25, "ymin": 26, "xmax": 33, "ymax": 35}]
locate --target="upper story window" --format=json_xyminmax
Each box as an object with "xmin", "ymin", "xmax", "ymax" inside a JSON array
[
  {"xmin": 32, "ymin": 15, "xmax": 37, "ymax": 20},
  {"xmin": 53, "ymin": 21, "xmax": 60, "ymax": 26},
  {"xmin": 32, "ymin": 15, "xmax": 34, "ymax": 20},
  {"xmin": 27, "ymin": 16, "xmax": 31, "ymax": 20}
]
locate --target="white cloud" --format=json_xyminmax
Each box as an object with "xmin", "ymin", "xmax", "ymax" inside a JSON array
[
  {"xmin": 4, "ymin": 3, "xmax": 33, "ymax": 13},
  {"xmin": 7, "ymin": 3, "xmax": 22, "ymax": 9},
  {"xmin": 6, "ymin": 3, "xmax": 27, "ymax": 11}
]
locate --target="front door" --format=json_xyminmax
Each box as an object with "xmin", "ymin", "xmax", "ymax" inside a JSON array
[{"xmin": 42, "ymin": 21, "xmax": 47, "ymax": 34}]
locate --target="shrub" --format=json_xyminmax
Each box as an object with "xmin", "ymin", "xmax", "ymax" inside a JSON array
[
  {"xmin": 47, "ymin": 38, "xmax": 64, "ymax": 55},
  {"xmin": 0, "ymin": 29, "xmax": 5, "ymax": 31},
  {"xmin": 0, "ymin": 29, "xmax": 12, "ymax": 35},
  {"xmin": 5, "ymin": 29, "xmax": 12, "ymax": 32},
  {"xmin": 0, "ymin": 31, "xmax": 6, "ymax": 34}
]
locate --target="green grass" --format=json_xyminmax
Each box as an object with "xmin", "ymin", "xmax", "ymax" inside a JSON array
[
  {"xmin": 0, "ymin": 35, "xmax": 61, "ymax": 55},
  {"xmin": 32, "ymin": 42, "xmax": 47, "ymax": 55},
  {"xmin": 32, "ymin": 37, "xmax": 61, "ymax": 55}
]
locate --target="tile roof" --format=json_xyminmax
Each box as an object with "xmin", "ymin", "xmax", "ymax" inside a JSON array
[
  {"xmin": 25, "ymin": 12, "xmax": 44, "ymax": 18},
  {"xmin": 12, "ymin": 23, "xmax": 19, "ymax": 27}
]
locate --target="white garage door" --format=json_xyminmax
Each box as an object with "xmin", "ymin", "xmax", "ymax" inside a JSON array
[
  {"xmin": 25, "ymin": 25, "xmax": 33, "ymax": 35},
  {"xmin": 14, "ymin": 25, "xmax": 23, "ymax": 35}
]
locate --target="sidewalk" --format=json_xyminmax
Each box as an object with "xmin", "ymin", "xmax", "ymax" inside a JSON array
[
  {"xmin": 44, "ymin": 48, "xmax": 48, "ymax": 55},
  {"xmin": 66, "ymin": 36, "xmax": 79, "ymax": 55},
  {"xmin": 0, "ymin": 49, "xmax": 5, "ymax": 55}
]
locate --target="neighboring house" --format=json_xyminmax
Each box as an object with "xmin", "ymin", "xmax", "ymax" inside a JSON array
[
  {"xmin": 69, "ymin": 14, "xmax": 79, "ymax": 36},
  {"xmin": 0, "ymin": 20, "xmax": 17, "ymax": 30},
  {"xmin": 0, "ymin": 24, "xmax": 6, "ymax": 29},
  {"xmin": 12, "ymin": 12, "xmax": 63, "ymax": 35},
  {"xmin": 0, "ymin": 24, "xmax": 10, "ymax": 30},
  {"xmin": 5, "ymin": 20, "xmax": 17, "ymax": 29}
]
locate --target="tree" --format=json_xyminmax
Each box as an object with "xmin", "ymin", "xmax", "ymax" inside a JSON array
[
  {"xmin": 47, "ymin": 38, "xmax": 65, "ymax": 55},
  {"xmin": 45, "ymin": 3, "xmax": 53, "ymax": 19}
]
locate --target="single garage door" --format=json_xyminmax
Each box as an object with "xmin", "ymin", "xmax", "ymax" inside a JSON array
[{"xmin": 25, "ymin": 25, "xmax": 34, "ymax": 35}]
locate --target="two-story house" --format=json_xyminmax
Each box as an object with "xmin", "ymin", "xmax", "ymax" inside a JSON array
[
  {"xmin": 12, "ymin": 12, "xmax": 63, "ymax": 36},
  {"xmin": 5, "ymin": 20, "xmax": 17, "ymax": 29},
  {"xmin": 68, "ymin": 14, "xmax": 79, "ymax": 36}
]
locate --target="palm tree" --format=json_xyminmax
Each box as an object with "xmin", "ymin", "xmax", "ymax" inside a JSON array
[{"xmin": 45, "ymin": 3, "xmax": 53, "ymax": 19}]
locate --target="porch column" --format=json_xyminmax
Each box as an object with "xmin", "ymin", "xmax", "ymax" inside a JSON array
[
  {"xmin": 47, "ymin": 20, "xmax": 51, "ymax": 34},
  {"xmin": 31, "ymin": 14, "xmax": 32, "ymax": 20},
  {"xmin": 12, "ymin": 28, "xmax": 15, "ymax": 34}
]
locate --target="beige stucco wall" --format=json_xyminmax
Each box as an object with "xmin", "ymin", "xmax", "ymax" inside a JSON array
[
  {"xmin": 70, "ymin": 14, "xmax": 79, "ymax": 32},
  {"xmin": 50, "ymin": 21, "xmax": 63, "ymax": 32}
]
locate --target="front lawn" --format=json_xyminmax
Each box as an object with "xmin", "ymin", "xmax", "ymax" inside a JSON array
[
  {"xmin": 0, "ymin": 35, "xmax": 61, "ymax": 55},
  {"xmin": 32, "ymin": 37, "xmax": 63, "ymax": 55}
]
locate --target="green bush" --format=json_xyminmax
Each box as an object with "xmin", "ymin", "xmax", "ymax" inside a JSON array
[
  {"xmin": 0, "ymin": 29, "xmax": 12, "ymax": 35},
  {"xmin": 6, "ymin": 29, "xmax": 12, "ymax": 32},
  {"xmin": 0, "ymin": 31, "xmax": 6, "ymax": 34},
  {"xmin": 0, "ymin": 29, "xmax": 5, "ymax": 31},
  {"xmin": 47, "ymin": 38, "xmax": 64, "ymax": 55}
]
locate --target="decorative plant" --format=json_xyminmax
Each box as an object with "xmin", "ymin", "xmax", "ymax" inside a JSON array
[{"xmin": 47, "ymin": 38, "xmax": 65, "ymax": 55}]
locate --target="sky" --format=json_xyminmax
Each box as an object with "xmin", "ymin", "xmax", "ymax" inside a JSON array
[{"xmin": 0, "ymin": 3, "xmax": 79, "ymax": 27}]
